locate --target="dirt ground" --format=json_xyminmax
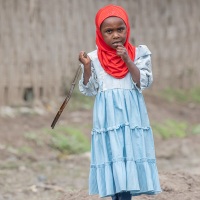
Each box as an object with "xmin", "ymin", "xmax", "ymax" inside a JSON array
[{"xmin": 0, "ymin": 93, "xmax": 200, "ymax": 200}]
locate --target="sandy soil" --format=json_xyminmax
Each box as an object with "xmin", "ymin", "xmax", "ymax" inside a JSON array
[{"xmin": 0, "ymin": 93, "xmax": 200, "ymax": 200}]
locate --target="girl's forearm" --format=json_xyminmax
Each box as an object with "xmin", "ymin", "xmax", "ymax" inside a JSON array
[
  {"xmin": 125, "ymin": 60, "xmax": 140, "ymax": 88},
  {"xmin": 83, "ymin": 64, "xmax": 91, "ymax": 85}
]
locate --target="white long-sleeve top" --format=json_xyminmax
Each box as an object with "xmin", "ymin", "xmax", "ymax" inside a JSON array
[{"xmin": 79, "ymin": 45, "xmax": 153, "ymax": 96}]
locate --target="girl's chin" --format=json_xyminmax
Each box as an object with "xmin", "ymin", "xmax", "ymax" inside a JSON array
[
  {"xmin": 111, "ymin": 44, "xmax": 120, "ymax": 49},
  {"xmin": 111, "ymin": 46, "xmax": 117, "ymax": 50}
]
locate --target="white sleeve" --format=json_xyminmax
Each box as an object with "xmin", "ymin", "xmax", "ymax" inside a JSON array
[
  {"xmin": 78, "ymin": 62, "xmax": 99, "ymax": 96},
  {"xmin": 134, "ymin": 45, "xmax": 153, "ymax": 92}
]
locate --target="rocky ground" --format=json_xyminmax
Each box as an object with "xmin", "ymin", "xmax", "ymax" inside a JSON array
[{"xmin": 0, "ymin": 93, "xmax": 200, "ymax": 200}]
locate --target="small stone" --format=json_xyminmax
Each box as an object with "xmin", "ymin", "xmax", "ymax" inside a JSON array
[{"xmin": 37, "ymin": 174, "xmax": 47, "ymax": 183}]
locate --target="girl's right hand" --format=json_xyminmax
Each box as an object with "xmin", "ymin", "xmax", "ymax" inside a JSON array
[{"xmin": 79, "ymin": 51, "xmax": 91, "ymax": 67}]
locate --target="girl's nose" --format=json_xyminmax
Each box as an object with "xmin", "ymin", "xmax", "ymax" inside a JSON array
[{"xmin": 113, "ymin": 31, "xmax": 119, "ymax": 38}]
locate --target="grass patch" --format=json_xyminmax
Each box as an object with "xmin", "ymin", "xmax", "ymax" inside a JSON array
[
  {"xmin": 152, "ymin": 120, "xmax": 200, "ymax": 139},
  {"xmin": 46, "ymin": 126, "xmax": 90, "ymax": 154},
  {"xmin": 24, "ymin": 124, "xmax": 90, "ymax": 155},
  {"xmin": 0, "ymin": 162, "xmax": 19, "ymax": 170},
  {"xmin": 190, "ymin": 88, "xmax": 200, "ymax": 103},
  {"xmin": 192, "ymin": 124, "xmax": 200, "ymax": 135},
  {"xmin": 24, "ymin": 132, "xmax": 44, "ymax": 146},
  {"xmin": 159, "ymin": 88, "xmax": 200, "ymax": 103},
  {"xmin": 18, "ymin": 146, "xmax": 33, "ymax": 154},
  {"xmin": 152, "ymin": 119, "xmax": 188, "ymax": 139}
]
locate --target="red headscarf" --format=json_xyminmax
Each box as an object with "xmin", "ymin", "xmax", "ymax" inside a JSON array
[{"xmin": 95, "ymin": 4, "xmax": 135, "ymax": 79}]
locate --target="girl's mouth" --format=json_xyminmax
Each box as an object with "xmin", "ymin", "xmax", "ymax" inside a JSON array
[{"xmin": 112, "ymin": 41, "xmax": 122, "ymax": 47}]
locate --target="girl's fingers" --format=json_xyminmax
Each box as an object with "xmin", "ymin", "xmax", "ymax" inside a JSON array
[
  {"xmin": 79, "ymin": 51, "xmax": 91, "ymax": 65},
  {"xmin": 83, "ymin": 52, "xmax": 87, "ymax": 58},
  {"xmin": 116, "ymin": 45, "xmax": 126, "ymax": 53},
  {"xmin": 79, "ymin": 51, "xmax": 85, "ymax": 59},
  {"xmin": 117, "ymin": 49, "xmax": 127, "ymax": 56},
  {"xmin": 79, "ymin": 51, "xmax": 87, "ymax": 61},
  {"xmin": 116, "ymin": 47, "xmax": 129, "ymax": 61}
]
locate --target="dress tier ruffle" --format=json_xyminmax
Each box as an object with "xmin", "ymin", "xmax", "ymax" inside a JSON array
[{"xmin": 89, "ymin": 89, "xmax": 161, "ymax": 197}]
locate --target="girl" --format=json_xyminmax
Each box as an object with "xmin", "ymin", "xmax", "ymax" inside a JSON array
[{"xmin": 78, "ymin": 4, "xmax": 161, "ymax": 200}]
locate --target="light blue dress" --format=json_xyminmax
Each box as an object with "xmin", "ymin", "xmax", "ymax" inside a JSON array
[{"xmin": 79, "ymin": 45, "xmax": 161, "ymax": 198}]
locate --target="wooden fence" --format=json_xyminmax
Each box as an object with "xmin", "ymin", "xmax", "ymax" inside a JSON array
[{"xmin": 0, "ymin": 0, "xmax": 200, "ymax": 106}]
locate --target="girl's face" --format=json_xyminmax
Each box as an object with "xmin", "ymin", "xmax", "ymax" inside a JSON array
[{"xmin": 100, "ymin": 17, "xmax": 127, "ymax": 49}]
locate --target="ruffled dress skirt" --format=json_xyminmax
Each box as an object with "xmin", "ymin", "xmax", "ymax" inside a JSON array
[{"xmin": 89, "ymin": 88, "xmax": 161, "ymax": 198}]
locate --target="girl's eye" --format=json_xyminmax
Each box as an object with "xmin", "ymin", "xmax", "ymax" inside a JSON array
[
  {"xmin": 106, "ymin": 29, "xmax": 112, "ymax": 34},
  {"xmin": 118, "ymin": 27, "xmax": 125, "ymax": 32}
]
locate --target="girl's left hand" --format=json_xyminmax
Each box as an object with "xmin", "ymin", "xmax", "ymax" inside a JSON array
[{"xmin": 116, "ymin": 44, "xmax": 131, "ymax": 63}]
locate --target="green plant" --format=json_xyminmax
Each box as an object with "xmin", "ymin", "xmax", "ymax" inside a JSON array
[
  {"xmin": 160, "ymin": 88, "xmax": 200, "ymax": 103},
  {"xmin": 192, "ymin": 124, "xmax": 200, "ymax": 135},
  {"xmin": 190, "ymin": 88, "xmax": 200, "ymax": 103},
  {"xmin": 47, "ymin": 126, "xmax": 90, "ymax": 154},
  {"xmin": 18, "ymin": 146, "xmax": 33, "ymax": 154},
  {"xmin": 24, "ymin": 132, "xmax": 44, "ymax": 146},
  {"xmin": 152, "ymin": 119, "xmax": 188, "ymax": 139}
]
